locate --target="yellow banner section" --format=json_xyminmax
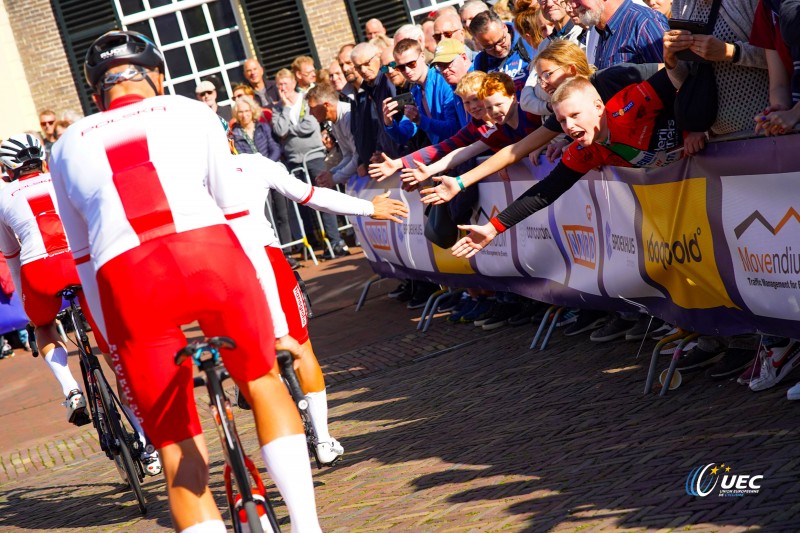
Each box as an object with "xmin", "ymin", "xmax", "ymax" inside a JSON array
[{"xmin": 634, "ymin": 178, "xmax": 737, "ymax": 310}]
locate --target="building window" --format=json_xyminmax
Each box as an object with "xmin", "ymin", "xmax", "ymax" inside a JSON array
[
  {"xmin": 346, "ymin": 0, "xmax": 411, "ymax": 43},
  {"xmin": 113, "ymin": 0, "xmax": 248, "ymax": 112},
  {"xmin": 405, "ymin": 0, "xmax": 463, "ymax": 21}
]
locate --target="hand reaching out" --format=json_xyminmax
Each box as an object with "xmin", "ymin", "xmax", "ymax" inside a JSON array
[
  {"xmin": 368, "ymin": 152, "xmax": 402, "ymax": 181},
  {"xmin": 370, "ymin": 191, "xmax": 409, "ymax": 223},
  {"xmin": 400, "ymin": 160, "xmax": 432, "ymax": 187},
  {"xmin": 420, "ymin": 175, "xmax": 461, "ymax": 205},
  {"xmin": 316, "ymin": 170, "xmax": 335, "ymax": 188},
  {"xmin": 451, "ymin": 223, "xmax": 499, "ymax": 258}
]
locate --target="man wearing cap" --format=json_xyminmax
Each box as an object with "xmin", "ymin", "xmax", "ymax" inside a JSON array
[
  {"xmin": 195, "ymin": 79, "xmax": 231, "ymax": 124},
  {"xmin": 431, "ymin": 38, "xmax": 473, "ymax": 127}
]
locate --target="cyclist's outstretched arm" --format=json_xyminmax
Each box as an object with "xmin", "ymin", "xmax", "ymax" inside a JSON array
[{"xmin": 0, "ymin": 219, "xmax": 22, "ymax": 294}]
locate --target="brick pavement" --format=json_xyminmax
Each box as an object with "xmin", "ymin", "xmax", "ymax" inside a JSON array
[{"xmin": 1, "ymin": 250, "xmax": 799, "ymax": 532}]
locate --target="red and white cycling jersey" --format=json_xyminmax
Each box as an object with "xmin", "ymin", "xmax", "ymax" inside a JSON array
[{"xmin": 0, "ymin": 172, "xmax": 69, "ymax": 266}]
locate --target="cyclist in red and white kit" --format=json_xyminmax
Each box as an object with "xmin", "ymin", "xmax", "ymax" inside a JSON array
[
  {"xmin": 0, "ymin": 133, "xmax": 163, "ymax": 476},
  {"xmin": 0, "ymin": 134, "xmax": 91, "ymax": 426},
  {"xmin": 49, "ymin": 31, "xmax": 320, "ymax": 533},
  {"xmin": 227, "ymin": 151, "xmax": 408, "ymax": 464}
]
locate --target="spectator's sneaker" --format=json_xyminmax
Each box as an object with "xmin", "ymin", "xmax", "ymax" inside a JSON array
[
  {"xmin": 437, "ymin": 291, "xmax": 464, "ymax": 313},
  {"xmin": 507, "ymin": 299, "xmax": 544, "ymax": 327},
  {"xmin": 316, "ymin": 438, "xmax": 344, "ymax": 465},
  {"xmin": 285, "ymin": 254, "xmax": 301, "ymax": 270},
  {"xmin": 749, "ymin": 339, "xmax": 800, "ymax": 392},
  {"xmin": 407, "ymin": 282, "xmax": 438, "ymax": 310},
  {"xmin": 460, "ymin": 298, "xmax": 493, "ymax": 323},
  {"xmin": 234, "ymin": 385, "xmax": 252, "ymax": 410},
  {"xmin": 737, "ymin": 359, "xmax": 762, "ymax": 385},
  {"xmin": 64, "ymin": 390, "xmax": 90, "ymax": 426},
  {"xmin": 448, "ymin": 297, "xmax": 478, "ymax": 323},
  {"xmin": 556, "ymin": 308, "xmax": 579, "ymax": 327},
  {"xmin": 388, "ymin": 282, "xmax": 408, "ymax": 299},
  {"xmin": 650, "ymin": 323, "xmax": 675, "ymax": 341},
  {"xmin": 473, "ymin": 300, "xmax": 502, "ymax": 327},
  {"xmin": 141, "ymin": 452, "xmax": 163, "ymax": 476},
  {"xmin": 396, "ymin": 282, "xmax": 414, "ymax": 302},
  {"xmin": 1, "ymin": 341, "xmax": 13, "ymax": 358},
  {"xmin": 660, "ymin": 339, "xmax": 698, "ymax": 356},
  {"xmin": 322, "ymin": 242, "xmax": 350, "ymax": 260},
  {"xmin": 705, "ymin": 337, "xmax": 760, "ymax": 380},
  {"xmin": 563, "ymin": 310, "xmax": 606, "ymax": 337},
  {"xmin": 482, "ymin": 302, "xmax": 522, "ymax": 331},
  {"xmin": 590, "ymin": 316, "xmax": 636, "ymax": 342},
  {"xmin": 625, "ymin": 316, "xmax": 662, "ymax": 341},
  {"xmin": 787, "ymin": 382, "xmax": 800, "ymax": 400},
  {"xmin": 676, "ymin": 336, "xmax": 726, "ymax": 371}
]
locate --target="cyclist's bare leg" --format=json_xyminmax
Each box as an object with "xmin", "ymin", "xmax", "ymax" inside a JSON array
[
  {"xmin": 158, "ymin": 434, "xmax": 225, "ymax": 532},
  {"xmin": 236, "ymin": 365, "xmax": 322, "ymax": 532},
  {"xmin": 292, "ymin": 339, "xmax": 325, "ymax": 394}
]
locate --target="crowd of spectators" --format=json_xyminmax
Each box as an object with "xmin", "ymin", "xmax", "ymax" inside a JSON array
[{"xmin": 19, "ymin": 0, "xmax": 800, "ymax": 397}]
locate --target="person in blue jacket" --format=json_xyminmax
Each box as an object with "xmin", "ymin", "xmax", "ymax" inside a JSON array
[{"xmin": 469, "ymin": 9, "xmax": 534, "ymax": 97}]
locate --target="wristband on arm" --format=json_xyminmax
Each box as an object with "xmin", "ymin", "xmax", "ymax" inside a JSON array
[
  {"xmin": 490, "ymin": 217, "xmax": 507, "ymax": 233},
  {"xmin": 455, "ymin": 175, "xmax": 466, "ymax": 191}
]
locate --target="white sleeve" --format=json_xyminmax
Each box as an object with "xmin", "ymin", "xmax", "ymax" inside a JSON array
[
  {"xmin": 520, "ymin": 71, "xmax": 551, "ymax": 116},
  {"xmin": 204, "ymin": 109, "xmax": 250, "ymax": 217},
  {"xmin": 5, "ymin": 256, "xmax": 21, "ymax": 300},
  {"xmin": 262, "ymin": 162, "xmax": 374, "ymax": 217},
  {"xmin": 227, "ymin": 215, "xmax": 290, "ymax": 338}
]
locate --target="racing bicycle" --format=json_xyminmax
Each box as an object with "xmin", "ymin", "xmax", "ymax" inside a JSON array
[
  {"xmin": 176, "ymin": 336, "xmax": 281, "ymax": 533},
  {"xmin": 58, "ymin": 285, "xmax": 148, "ymax": 514}
]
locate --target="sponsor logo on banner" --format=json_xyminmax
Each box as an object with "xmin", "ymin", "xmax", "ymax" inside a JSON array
[
  {"xmin": 563, "ymin": 225, "xmax": 596, "ymax": 269},
  {"xmin": 524, "ymin": 225, "xmax": 553, "ymax": 241},
  {"xmin": 633, "ymin": 179, "xmax": 735, "ymax": 310},
  {"xmin": 733, "ymin": 208, "xmax": 800, "ymax": 291},
  {"xmin": 605, "ymin": 221, "xmax": 636, "ymax": 259},
  {"xmin": 364, "ymin": 221, "xmax": 391, "ymax": 251},
  {"xmin": 686, "ymin": 463, "xmax": 764, "ymax": 497}
]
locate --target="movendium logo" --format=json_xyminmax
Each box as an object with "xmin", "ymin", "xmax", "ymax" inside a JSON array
[
  {"xmin": 686, "ymin": 463, "xmax": 763, "ymax": 497},
  {"xmin": 646, "ymin": 227, "xmax": 702, "ymax": 270}
]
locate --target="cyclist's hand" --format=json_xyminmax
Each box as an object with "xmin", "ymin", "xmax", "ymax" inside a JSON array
[
  {"xmin": 275, "ymin": 335, "xmax": 303, "ymax": 360},
  {"xmin": 370, "ymin": 191, "xmax": 409, "ymax": 223}
]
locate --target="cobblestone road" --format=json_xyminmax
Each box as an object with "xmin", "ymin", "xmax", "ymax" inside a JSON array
[{"xmin": 1, "ymin": 251, "xmax": 798, "ymax": 532}]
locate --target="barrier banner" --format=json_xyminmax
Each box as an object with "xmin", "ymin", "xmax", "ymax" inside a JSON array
[{"xmin": 346, "ymin": 133, "xmax": 800, "ymax": 338}]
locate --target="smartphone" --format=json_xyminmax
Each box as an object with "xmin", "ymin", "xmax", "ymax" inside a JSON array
[
  {"xmin": 393, "ymin": 92, "xmax": 415, "ymax": 108},
  {"xmin": 668, "ymin": 18, "xmax": 712, "ymax": 62},
  {"xmin": 667, "ymin": 18, "xmax": 709, "ymax": 34}
]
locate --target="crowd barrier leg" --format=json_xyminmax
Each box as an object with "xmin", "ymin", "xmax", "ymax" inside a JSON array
[
  {"xmin": 264, "ymin": 187, "xmax": 318, "ymax": 266},
  {"xmin": 658, "ymin": 332, "xmax": 701, "ymax": 396},
  {"xmin": 530, "ymin": 305, "xmax": 560, "ymax": 350},
  {"xmin": 644, "ymin": 328, "xmax": 688, "ymax": 394},
  {"xmin": 355, "ymin": 275, "xmax": 384, "ymax": 312},
  {"xmin": 539, "ymin": 307, "xmax": 565, "ymax": 351},
  {"xmin": 416, "ymin": 286, "xmax": 450, "ymax": 332}
]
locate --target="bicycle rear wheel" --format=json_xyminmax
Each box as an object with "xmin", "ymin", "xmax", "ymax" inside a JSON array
[{"xmin": 95, "ymin": 368, "xmax": 147, "ymax": 515}]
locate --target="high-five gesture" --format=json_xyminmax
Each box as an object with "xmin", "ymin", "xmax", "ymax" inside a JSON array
[
  {"xmin": 370, "ymin": 191, "xmax": 409, "ymax": 223},
  {"xmin": 368, "ymin": 152, "xmax": 402, "ymax": 181},
  {"xmin": 400, "ymin": 160, "xmax": 433, "ymax": 187},
  {"xmin": 420, "ymin": 175, "xmax": 461, "ymax": 205},
  {"xmin": 451, "ymin": 223, "xmax": 499, "ymax": 258}
]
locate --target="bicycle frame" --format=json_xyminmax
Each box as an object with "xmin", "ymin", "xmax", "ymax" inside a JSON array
[{"xmin": 177, "ymin": 337, "xmax": 280, "ymax": 533}]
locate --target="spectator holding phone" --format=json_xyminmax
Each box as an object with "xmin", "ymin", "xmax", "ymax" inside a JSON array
[
  {"xmin": 382, "ymin": 38, "xmax": 460, "ymax": 146},
  {"xmin": 665, "ymin": 0, "xmax": 768, "ymax": 152}
]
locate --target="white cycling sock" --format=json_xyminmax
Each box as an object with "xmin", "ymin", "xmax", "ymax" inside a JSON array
[
  {"xmin": 121, "ymin": 404, "xmax": 149, "ymax": 453},
  {"xmin": 178, "ymin": 520, "xmax": 226, "ymax": 533},
  {"xmin": 43, "ymin": 346, "xmax": 80, "ymax": 397},
  {"xmin": 260, "ymin": 434, "xmax": 321, "ymax": 533},
  {"xmin": 304, "ymin": 389, "xmax": 331, "ymax": 442}
]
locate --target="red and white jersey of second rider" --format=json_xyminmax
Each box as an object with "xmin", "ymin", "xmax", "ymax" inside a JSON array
[
  {"xmin": 49, "ymin": 93, "xmax": 247, "ymax": 271},
  {"xmin": 0, "ymin": 172, "xmax": 69, "ymax": 265}
]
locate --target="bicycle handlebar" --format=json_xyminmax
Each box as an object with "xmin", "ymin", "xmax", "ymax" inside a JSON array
[{"xmin": 174, "ymin": 336, "xmax": 237, "ymax": 366}]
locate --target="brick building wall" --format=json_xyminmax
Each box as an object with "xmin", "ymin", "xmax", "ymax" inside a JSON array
[
  {"xmin": 301, "ymin": 0, "xmax": 356, "ymax": 68},
  {"xmin": 5, "ymin": 0, "xmax": 82, "ymax": 119}
]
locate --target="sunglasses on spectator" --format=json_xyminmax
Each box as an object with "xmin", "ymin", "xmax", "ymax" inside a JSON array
[
  {"xmin": 433, "ymin": 57, "xmax": 461, "ymax": 72},
  {"xmin": 197, "ymin": 91, "xmax": 214, "ymax": 97},
  {"xmin": 380, "ymin": 61, "xmax": 397, "ymax": 73},
  {"xmin": 40, "ymin": 120, "xmax": 55, "ymax": 126},
  {"xmin": 433, "ymin": 29, "xmax": 461, "ymax": 42},
  {"xmin": 396, "ymin": 56, "xmax": 422, "ymax": 71}
]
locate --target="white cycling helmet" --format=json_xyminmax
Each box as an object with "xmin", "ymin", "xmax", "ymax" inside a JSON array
[{"xmin": 0, "ymin": 133, "xmax": 45, "ymax": 180}]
